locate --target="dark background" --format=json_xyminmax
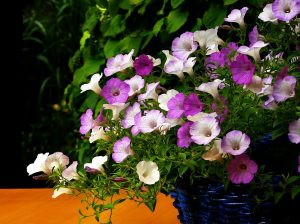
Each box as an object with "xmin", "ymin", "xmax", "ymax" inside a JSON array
[{"xmin": 1, "ymin": 0, "xmax": 86, "ymax": 188}]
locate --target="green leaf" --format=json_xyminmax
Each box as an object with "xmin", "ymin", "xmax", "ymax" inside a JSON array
[
  {"xmin": 203, "ymin": 5, "xmax": 226, "ymax": 28},
  {"xmin": 138, "ymin": 0, "xmax": 152, "ymax": 14},
  {"xmin": 179, "ymin": 153, "xmax": 186, "ymax": 160},
  {"xmin": 191, "ymin": 18, "xmax": 202, "ymax": 32},
  {"xmin": 119, "ymin": 36, "xmax": 142, "ymax": 53},
  {"xmin": 291, "ymin": 187, "xmax": 300, "ymax": 199},
  {"xmin": 113, "ymin": 198, "xmax": 126, "ymax": 205},
  {"xmin": 34, "ymin": 20, "xmax": 47, "ymax": 36},
  {"xmin": 104, "ymin": 203, "xmax": 114, "ymax": 209},
  {"xmin": 129, "ymin": 0, "xmax": 143, "ymax": 5},
  {"xmin": 79, "ymin": 93, "xmax": 100, "ymax": 112},
  {"xmin": 271, "ymin": 128, "xmax": 285, "ymax": 140},
  {"xmin": 247, "ymin": 0, "xmax": 268, "ymax": 8},
  {"xmin": 108, "ymin": 0, "xmax": 120, "ymax": 16},
  {"xmin": 141, "ymin": 33, "xmax": 153, "ymax": 50},
  {"xmin": 178, "ymin": 165, "xmax": 188, "ymax": 176},
  {"xmin": 157, "ymin": 0, "xmax": 168, "ymax": 15},
  {"xmin": 287, "ymin": 176, "xmax": 300, "ymax": 185},
  {"xmin": 274, "ymin": 192, "xmax": 284, "ymax": 203},
  {"xmin": 72, "ymin": 57, "xmax": 104, "ymax": 86},
  {"xmin": 103, "ymin": 15, "xmax": 126, "ymax": 37},
  {"xmin": 104, "ymin": 40, "xmax": 121, "ymax": 58},
  {"xmin": 96, "ymin": 0, "xmax": 108, "ymax": 8},
  {"xmin": 153, "ymin": 18, "xmax": 165, "ymax": 36},
  {"xmin": 164, "ymin": 162, "xmax": 172, "ymax": 173},
  {"xmin": 171, "ymin": 0, "xmax": 185, "ymax": 9},
  {"xmin": 80, "ymin": 31, "xmax": 91, "ymax": 50},
  {"xmin": 224, "ymin": 0, "xmax": 239, "ymax": 5},
  {"xmin": 82, "ymin": 7, "xmax": 100, "ymax": 32},
  {"xmin": 145, "ymin": 199, "xmax": 156, "ymax": 212},
  {"xmin": 166, "ymin": 9, "xmax": 188, "ymax": 33}
]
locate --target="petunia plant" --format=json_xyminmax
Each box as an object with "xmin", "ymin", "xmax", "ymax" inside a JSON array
[{"xmin": 27, "ymin": 1, "xmax": 300, "ymax": 223}]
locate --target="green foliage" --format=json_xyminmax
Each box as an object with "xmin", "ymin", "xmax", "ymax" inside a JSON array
[
  {"xmin": 203, "ymin": 4, "xmax": 227, "ymax": 28},
  {"xmin": 166, "ymin": 9, "xmax": 188, "ymax": 33},
  {"xmin": 66, "ymin": 0, "xmax": 266, "ymax": 114}
]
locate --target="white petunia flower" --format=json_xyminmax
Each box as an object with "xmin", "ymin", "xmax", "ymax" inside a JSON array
[
  {"xmin": 221, "ymin": 130, "xmax": 251, "ymax": 155},
  {"xmin": 147, "ymin": 55, "xmax": 161, "ymax": 66},
  {"xmin": 190, "ymin": 115, "xmax": 220, "ymax": 145},
  {"xmin": 84, "ymin": 156, "xmax": 108, "ymax": 174},
  {"xmin": 162, "ymin": 50, "xmax": 196, "ymax": 80},
  {"xmin": 237, "ymin": 41, "xmax": 269, "ymax": 62},
  {"xmin": 44, "ymin": 152, "xmax": 70, "ymax": 175},
  {"xmin": 195, "ymin": 79, "xmax": 224, "ymax": 99},
  {"xmin": 202, "ymin": 139, "xmax": 225, "ymax": 161},
  {"xmin": 52, "ymin": 187, "xmax": 73, "ymax": 198},
  {"xmin": 103, "ymin": 103, "xmax": 129, "ymax": 120},
  {"xmin": 158, "ymin": 89, "xmax": 179, "ymax": 111},
  {"xmin": 136, "ymin": 161, "xmax": 160, "ymax": 185},
  {"xmin": 27, "ymin": 153, "xmax": 49, "ymax": 176},
  {"xmin": 135, "ymin": 110, "xmax": 166, "ymax": 133},
  {"xmin": 288, "ymin": 118, "xmax": 300, "ymax": 144},
  {"xmin": 258, "ymin": 4, "xmax": 278, "ymax": 24},
  {"xmin": 243, "ymin": 75, "xmax": 264, "ymax": 94},
  {"xmin": 89, "ymin": 126, "xmax": 110, "ymax": 143},
  {"xmin": 138, "ymin": 82, "xmax": 159, "ymax": 101},
  {"xmin": 194, "ymin": 28, "xmax": 224, "ymax": 55},
  {"xmin": 80, "ymin": 73, "xmax": 102, "ymax": 95},
  {"xmin": 187, "ymin": 111, "xmax": 218, "ymax": 122},
  {"xmin": 124, "ymin": 75, "xmax": 145, "ymax": 96},
  {"xmin": 62, "ymin": 161, "xmax": 79, "ymax": 181}
]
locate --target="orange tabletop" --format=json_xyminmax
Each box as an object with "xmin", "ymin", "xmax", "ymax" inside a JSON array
[{"xmin": 0, "ymin": 188, "xmax": 180, "ymax": 224}]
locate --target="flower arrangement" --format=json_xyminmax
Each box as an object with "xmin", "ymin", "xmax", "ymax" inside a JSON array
[{"xmin": 27, "ymin": 1, "xmax": 300, "ymax": 223}]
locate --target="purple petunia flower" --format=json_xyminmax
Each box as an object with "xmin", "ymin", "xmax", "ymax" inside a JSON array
[
  {"xmin": 230, "ymin": 54, "xmax": 255, "ymax": 85},
  {"xmin": 167, "ymin": 93, "xmax": 185, "ymax": 119},
  {"xmin": 112, "ymin": 136, "xmax": 134, "ymax": 163},
  {"xmin": 224, "ymin": 7, "xmax": 249, "ymax": 28},
  {"xmin": 272, "ymin": 0, "xmax": 300, "ymax": 22},
  {"xmin": 183, "ymin": 93, "xmax": 204, "ymax": 116},
  {"xmin": 272, "ymin": 75, "xmax": 297, "ymax": 102},
  {"xmin": 221, "ymin": 130, "xmax": 251, "ymax": 155},
  {"xmin": 288, "ymin": 118, "xmax": 300, "ymax": 144},
  {"xmin": 101, "ymin": 78, "xmax": 130, "ymax": 104},
  {"xmin": 177, "ymin": 121, "xmax": 193, "ymax": 148},
  {"xmin": 80, "ymin": 109, "xmax": 101, "ymax": 135},
  {"xmin": 172, "ymin": 31, "xmax": 198, "ymax": 60},
  {"xmin": 125, "ymin": 75, "xmax": 145, "ymax": 96},
  {"xmin": 133, "ymin": 54, "xmax": 154, "ymax": 76},
  {"xmin": 276, "ymin": 66, "xmax": 289, "ymax": 81},
  {"xmin": 249, "ymin": 26, "xmax": 260, "ymax": 47},
  {"xmin": 205, "ymin": 52, "xmax": 226, "ymax": 74},
  {"xmin": 227, "ymin": 154, "xmax": 258, "ymax": 184},
  {"xmin": 262, "ymin": 95, "xmax": 278, "ymax": 110},
  {"xmin": 121, "ymin": 102, "xmax": 141, "ymax": 129},
  {"xmin": 104, "ymin": 49, "xmax": 134, "ymax": 77},
  {"xmin": 163, "ymin": 50, "xmax": 196, "ymax": 80}
]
